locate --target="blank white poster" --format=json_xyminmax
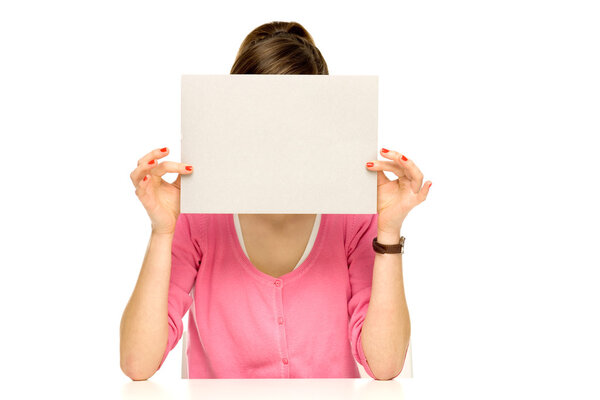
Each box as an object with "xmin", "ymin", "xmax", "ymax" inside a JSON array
[{"xmin": 180, "ymin": 74, "xmax": 379, "ymax": 214}]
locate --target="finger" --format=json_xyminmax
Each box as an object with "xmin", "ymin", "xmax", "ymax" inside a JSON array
[
  {"xmin": 130, "ymin": 158, "xmax": 159, "ymax": 187},
  {"xmin": 134, "ymin": 173, "xmax": 153, "ymax": 203},
  {"xmin": 417, "ymin": 181, "xmax": 432, "ymax": 203},
  {"xmin": 379, "ymin": 148, "xmax": 424, "ymax": 188},
  {"xmin": 366, "ymin": 160, "xmax": 406, "ymax": 180},
  {"xmin": 137, "ymin": 146, "xmax": 170, "ymax": 167},
  {"xmin": 152, "ymin": 161, "xmax": 193, "ymax": 178}
]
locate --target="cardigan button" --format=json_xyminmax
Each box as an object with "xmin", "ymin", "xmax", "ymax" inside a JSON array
[
  {"xmin": 278, "ymin": 317, "xmax": 284, "ymax": 325},
  {"xmin": 282, "ymin": 358, "xmax": 288, "ymax": 365},
  {"xmin": 274, "ymin": 280, "xmax": 281, "ymax": 287}
]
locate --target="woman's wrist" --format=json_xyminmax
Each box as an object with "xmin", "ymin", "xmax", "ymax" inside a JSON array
[
  {"xmin": 151, "ymin": 228, "xmax": 176, "ymax": 237},
  {"xmin": 376, "ymin": 228, "xmax": 402, "ymax": 245},
  {"xmin": 151, "ymin": 221, "xmax": 177, "ymax": 236}
]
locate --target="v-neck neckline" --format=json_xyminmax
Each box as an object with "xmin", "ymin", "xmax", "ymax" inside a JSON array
[{"xmin": 228, "ymin": 213, "xmax": 328, "ymax": 284}]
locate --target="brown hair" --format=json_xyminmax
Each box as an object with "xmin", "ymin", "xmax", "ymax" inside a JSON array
[{"xmin": 230, "ymin": 21, "xmax": 329, "ymax": 75}]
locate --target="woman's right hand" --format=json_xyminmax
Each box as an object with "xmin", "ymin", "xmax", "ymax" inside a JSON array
[{"xmin": 130, "ymin": 147, "xmax": 194, "ymax": 235}]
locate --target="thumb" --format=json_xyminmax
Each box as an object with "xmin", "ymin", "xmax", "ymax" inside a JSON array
[
  {"xmin": 417, "ymin": 181, "xmax": 432, "ymax": 203},
  {"xmin": 172, "ymin": 173, "xmax": 182, "ymax": 189},
  {"xmin": 376, "ymin": 170, "xmax": 391, "ymax": 186}
]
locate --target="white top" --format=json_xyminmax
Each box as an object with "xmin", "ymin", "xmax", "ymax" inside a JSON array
[{"xmin": 233, "ymin": 214, "xmax": 322, "ymax": 270}]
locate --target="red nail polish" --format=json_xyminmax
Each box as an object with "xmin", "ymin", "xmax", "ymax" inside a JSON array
[
  {"xmin": 429, "ymin": 182, "xmax": 432, "ymax": 188},
  {"xmin": 143, "ymin": 175, "xmax": 148, "ymax": 181},
  {"xmin": 366, "ymin": 162, "xmax": 374, "ymax": 167},
  {"xmin": 185, "ymin": 166, "xmax": 192, "ymax": 171},
  {"xmin": 381, "ymin": 148, "xmax": 389, "ymax": 153},
  {"xmin": 160, "ymin": 147, "xmax": 167, "ymax": 152},
  {"xmin": 401, "ymin": 155, "xmax": 408, "ymax": 161},
  {"xmin": 148, "ymin": 159, "xmax": 155, "ymax": 165}
]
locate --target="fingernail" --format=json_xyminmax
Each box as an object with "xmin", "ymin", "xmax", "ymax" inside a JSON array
[
  {"xmin": 160, "ymin": 147, "xmax": 168, "ymax": 152},
  {"xmin": 401, "ymin": 155, "xmax": 408, "ymax": 161},
  {"xmin": 381, "ymin": 148, "xmax": 389, "ymax": 153},
  {"xmin": 366, "ymin": 162, "xmax": 374, "ymax": 167},
  {"xmin": 185, "ymin": 165, "xmax": 193, "ymax": 171},
  {"xmin": 429, "ymin": 182, "xmax": 432, "ymax": 188},
  {"xmin": 148, "ymin": 159, "xmax": 155, "ymax": 165},
  {"xmin": 143, "ymin": 175, "xmax": 148, "ymax": 181}
]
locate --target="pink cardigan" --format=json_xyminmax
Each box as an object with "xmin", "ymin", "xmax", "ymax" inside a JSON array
[{"xmin": 157, "ymin": 212, "xmax": 390, "ymax": 379}]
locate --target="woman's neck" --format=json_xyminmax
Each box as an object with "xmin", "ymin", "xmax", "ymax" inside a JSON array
[{"xmin": 238, "ymin": 213, "xmax": 317, "ymax": 229}]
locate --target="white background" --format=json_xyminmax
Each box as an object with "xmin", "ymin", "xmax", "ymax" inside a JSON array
[{"xmin": 1, "ymin": 1, "xmax": 599, "ymax": 399}]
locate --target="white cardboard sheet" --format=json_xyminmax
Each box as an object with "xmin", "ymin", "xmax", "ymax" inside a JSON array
[{"xmin": 180, "ymin": 74, "xmax": 378, "ymax": 214}]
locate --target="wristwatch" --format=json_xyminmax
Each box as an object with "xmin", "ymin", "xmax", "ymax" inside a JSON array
[{"xmin": 372, "ymin": 236, "xmax": 405, "ymax": 254}]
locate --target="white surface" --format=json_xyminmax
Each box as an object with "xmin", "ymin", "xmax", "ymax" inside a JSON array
[
  {"xmin": 1, "ymin": 1, "xmax": 599, "ymax": 399},
  {"xmin": 180, "ymin": 75, "xmax": 378, "ymax": 214},
  {"xmin": 119, "ymin": 378, "xmax": 404, "ymax": 399},
  {"xmin": 1, "ymin": 375, "xmax": 586, "ymax": 400}
]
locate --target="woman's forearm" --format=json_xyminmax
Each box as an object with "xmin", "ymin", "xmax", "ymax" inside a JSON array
[
  {"xmin": 119, "ymin": 231, "xmax": 174, "ymax": 380},
  {"xmin": 360, "ymin": 228, "xmax": 411, "ymax": 380}
]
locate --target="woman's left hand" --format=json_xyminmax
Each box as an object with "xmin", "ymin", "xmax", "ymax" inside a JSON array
[{"xmin": 366, "ymin": 148, "xmax": 431, "ymax": 235}]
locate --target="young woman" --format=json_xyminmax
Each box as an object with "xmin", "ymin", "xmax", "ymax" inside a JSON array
[{"xmin": 120, "ymin": 20, "xmax": 431, "ymax": 381}]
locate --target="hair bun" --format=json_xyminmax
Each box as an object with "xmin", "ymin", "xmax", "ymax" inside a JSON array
[
  {"xmin": 265, "ymin": 22, "xmax": 314, "ymax": 44},
  {"xmin": 270, "ymin": 30, "xmax": 302, "ymax": 40},
  {"xmin": 244, "ymin": 22, "xmax": 316, "ymax": 47},
  {"xmin": 285, "ymin": 24, "xmax": 310, "ymax": 39}
]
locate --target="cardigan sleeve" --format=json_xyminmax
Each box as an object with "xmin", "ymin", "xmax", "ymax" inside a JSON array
[
  {"xmin": 346, "ymin": 213, "xmax": 379, "ymax": 379},
  {"xmin": 156, "ymin": 213, "xmax": 204, "ymax": 371}
]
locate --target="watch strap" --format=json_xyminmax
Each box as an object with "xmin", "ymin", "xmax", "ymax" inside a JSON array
[{"xmin": 372, "ymin": 236, "xmax": 405, "ymax": 254}]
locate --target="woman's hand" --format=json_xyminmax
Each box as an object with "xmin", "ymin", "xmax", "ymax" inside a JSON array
[
  {"xmin": 366, "ymin": 148, "xmax": 431, "ymax": 235},
  {"xmin": 130, "ymin": 147, "xmax": 194, "ymax": 235}
]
